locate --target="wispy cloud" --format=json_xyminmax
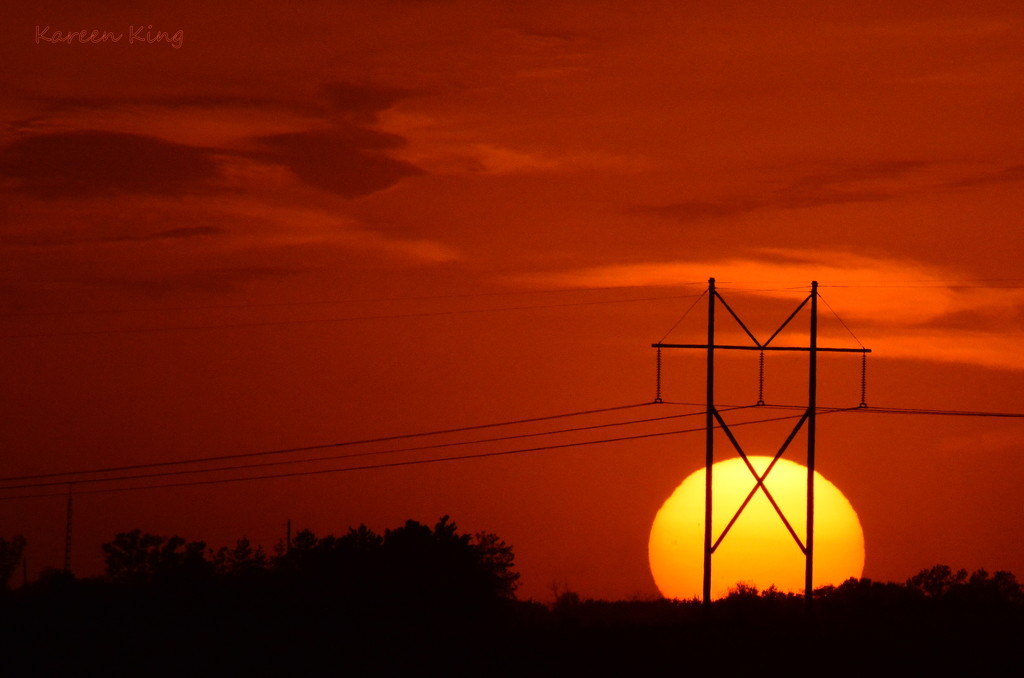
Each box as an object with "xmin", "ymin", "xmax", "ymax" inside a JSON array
[
  {"xmin": 522, "ymin": 249, "xmax": 1024, "ymax": 370},
  {"xmin": 0, "ymin": 226, "xmax": 224, "ymax": 248},
  {"xmin": 1, "ymin": 81, "xmax": 430, "ymax": 201},
  {"xmin": 249, "ymin": 129, "xmax": 423, "ymax": 197},
  {"xmin": 91, "ymin": 265, "xmax": 305, "ymax": 298},
  {"xmin": 631, "ymin": 161, "xmax": 930, "ymax": 222},
  {"xmin": 12, "ymin": 96, "xmax": 325, "ymax": 149},
  {"xmin": 943, "ymin": 164, "xmax": 1024, "ymax": 190},
  {"xmin": 0, "ymin": 130, "xmax": 219, "ymax": 198},
  {"xmin": 631, "ymin": 160, "xmax": 1024, "ymax": 224},
  {"xmin": 212, "ymin": 199, "xmax": 460, "ymax": 263},
  {"xmin": 320, "ymin": 82, "xmax": 424, "ymax": 123},
  {"xmin": 375, "ymin": 118, "xmax": 647, "ymax": 176}
]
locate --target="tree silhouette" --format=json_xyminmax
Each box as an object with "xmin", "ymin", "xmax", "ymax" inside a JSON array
[
  {"xmin": 6, "ymin": 536, "xmax": 1024, "ymax": 675},
  {"xmin": 964, "ymin": 568, "xmax": 1022, "ymax": 604},
  {"xmin": 377, "ymin": 516, "xmax": 519, "ymax": 607},
  {"xmin": 272, "ymin": 524, "xmax": 381, "ymax": 590},
  {"xmin": 213, "ymin": 536, "xmax": 268, "ymax": 577},
  {"xmin": 472, "ymin": 529, "xmax": 520, "ymax": 599},
  {"xmin": 0, "ymin": 535, "xmax": 26, "ymax": 590},
  {"xmin": 101, "ymin": 529, "xmax": 212, "ymax": 584},
  {"xmin": 267, "ymin": 516, "xmax": 519, "ymax": 609},
  {"xmin": 907, "ymin": 564, "xmax": 968, "ymax": 598}
]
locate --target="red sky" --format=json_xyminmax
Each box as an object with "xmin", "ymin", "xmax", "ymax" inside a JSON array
[{"xmin": 1, "ymin": 1, "xmax": 1022, "ymax": 600}]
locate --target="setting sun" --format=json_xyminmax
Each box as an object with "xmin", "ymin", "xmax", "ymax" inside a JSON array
[{"xmin": 649, "ymin": 456, "xmax": 864, "ymax": 600}]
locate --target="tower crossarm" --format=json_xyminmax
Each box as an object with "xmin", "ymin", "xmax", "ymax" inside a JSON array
[{"xmin": 653, "ymin": 343, "xmax": 870, "ymax": 353}]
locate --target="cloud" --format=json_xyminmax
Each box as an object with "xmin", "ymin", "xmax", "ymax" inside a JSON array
[
  {"xmin": 4, "ymin": 82, "xmax": 428, "ymax": 201},
  {"xmin": 632, "ymin": 161, "xmax": 1024, "ymax": 224},
  {"xmin": 320, "ymin": 82, "xmax": 422, "ymax": 123},
  {"xmin": 0, "ymin": 226, "xmax": 224, "ymax": 248},
  {"xmin": 374, "ymin": 124, "xmax": 647, "ymax": 176},
  {"xmin": 18, "ymin": 96, "xmax": 327, "ymax": 149},
  {"xmin": 214, "ymin": 199, "xmax": 460, "ymax": 263},
  {"xmin": 520, "ymin": 250, "xmax": 1024, "ymax": 370},
  {"xmin": 631, "ymin": 161, "xmax": 930, "ymax": 223},
  {"xmin": 136, "ymin": 226, "xmax": 223, "ymax": 241},
  {"xmin": 943, "ymin": 164, "xmax": 1024, "ymax": 190},
  {"xmin": 524, "ymin": 250, "xmax": 1021, "ymax": 322},
  {"xmin": 0, "ymin": 130, "xmax": 219, "ymax": 198},
  {"xmin": 630, "ymin": 197, "xmax": 762, "ymax": 222},
  {"xmin": 34, "ymin": 82, "xmax": 419, "ymax": 126},
  {"xmin": 465, "ymin": 143, "xmax": 562, "ymax": 174},
  {"xmin": 250, "ymin": 129, "xmax": 424, "ymax": 197},
  {"xmin": 93, "ymin": 265, "xmax": 304, "ymax": 297},
  {"xmin": 876, "ymin": 328, "xmax": 1024, "ymax": 372}
]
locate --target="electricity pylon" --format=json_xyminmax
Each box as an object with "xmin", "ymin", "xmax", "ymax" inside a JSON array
[{"xmin": 653, "ymin": 278, "xmax": 870, "ymax": 609}]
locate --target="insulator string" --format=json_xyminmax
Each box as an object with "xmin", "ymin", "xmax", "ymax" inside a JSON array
[
  {"xmin": 654, "ymin": 346, "xmax": 663, "ymax": 403},
  {"xmin": 757, "ymin": 349, "xmax": 765, "ymax": 406},
  {"xmin": 859, "ymin": 352, "xmax": 868, "ymax": 408}
]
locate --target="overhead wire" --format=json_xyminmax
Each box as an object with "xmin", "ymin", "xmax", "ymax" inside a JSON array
[
  {"xmin": 5, "ymin": 279, "xmax": 1020, "ymax": 322},
  {"xmin": 0, "ymin": 284, "xmax": 700, "ymax": 319},
  {"xmin": 740, "ymin": 403, "xmax": 1024, "ymax": 418},
  {"xmin": 658, "ymin": 289, "xmax": 708, "ymax": 343},
  {"xmin": 0, "ymin": 405, "xmax": 747, "ymax": 490},
  {"xmin": 0, "ymin": 293, "xmax": 703, "ymax": 339},
  {"xmin": 0, "ymin": 403, "xmax": 656, "ymax": 483},
  {"xmin": 2, "ymin": 399, "xmax": 1020, "ymax": 502},
  {"xmin": 0, "ymin": 408, "xmax": 823, "ymax": 501},
  {"xmin": 838, "ymin": 406, "xmax": 1024, "ymax": 418},
  {"xmin": 821, "ymin": 280, "xmax": 1024, "ymax": 288},
  {"xmin": 817, "ymin": 292, "xmax": 865, "ymax": 348},
  {"xmin": 4, "ymin": 278, "xmax": 1023, "ymax": 502}
]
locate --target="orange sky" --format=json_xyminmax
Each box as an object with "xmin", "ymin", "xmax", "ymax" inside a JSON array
[{"xmin": 1, "ymin": 1, "xmax": 1022, "ymax": 600}]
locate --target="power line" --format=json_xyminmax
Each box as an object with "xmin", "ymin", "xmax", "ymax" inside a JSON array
[
  {"xmin": 659, "ymin": 290, "xmax": 708, "ymax": 343},
  {"xmin": 0, "ymin": 409, "xmax": 823, "ymax": 501},
  {"xmin": 4, "ymin": 401, "xmax": 1017, "ymax": 494},
  {"xmin": 750, "ymin": 403, "xmax": 1024, "ymax": 418},
  {"xmin": 663, "ymin": 399, "xmax": 1024, "ymax": 418},
  {"xmin": 0, "ymin": 390, "xmax": 1019, "ymax": 502},
  {"xmin": 817, "ymin": 293, "xmax": 865, "ymax": 348},
  {"xmin": 0, "ymin": 284, "xmax": 697, "ymax": 319},
  {"xmin": 821, "ymin": 281, "xmax": 1024, "ymax": 289},
  {"xmin": 839, "ymin": 406, "xmax": 1024, "ymax": 418},
  {"xmin": 0, "ymin": 406, "xmax": 744, "ymax": 490},
  {"xmin": 0, "ymin": 403, "xmax": 654, "ymax": 484},
  {"xmin": 0, "ymin": 294, "xmax": 701, "ymax": 339}
]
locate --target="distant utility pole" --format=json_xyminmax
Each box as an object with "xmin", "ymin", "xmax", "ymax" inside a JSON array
[
  {"xmin": 653, "ymin": 278, "xmax": 870, "ymax": 611},
  {"xmin": 286, "ymin": 519, "xmax": 292, "ymax": 553},
  {"xmin": 64, "ymin": 486, "xmax": 73, "ymax": 574}
]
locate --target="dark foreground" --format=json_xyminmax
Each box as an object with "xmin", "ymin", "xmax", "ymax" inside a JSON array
[{"xmin": 5, "ymin": 575, "xmax": 1021, "ymax": 675}]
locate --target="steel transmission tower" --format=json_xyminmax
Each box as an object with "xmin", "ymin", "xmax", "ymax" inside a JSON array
[{"xmin": 652, "ymin": 278, "xmax": 870, "ymax": 609}]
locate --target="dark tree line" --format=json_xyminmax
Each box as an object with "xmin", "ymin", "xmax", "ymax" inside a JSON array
[
  {"xmin": 3, "ymin": 520, "xmax": 1024, "ymax": 674},
  {"xmin": 2, "ymin": 517, "xmax": 524, "ymax": 674},
  {"xmin": 95, "ymin": 515, "xmax": 519, "ymax": 608}
]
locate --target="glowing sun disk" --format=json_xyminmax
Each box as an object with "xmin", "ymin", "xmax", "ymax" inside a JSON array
[{"xmin": 648, "ymin": 456, "xmax": 865, "ymax": 600}]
